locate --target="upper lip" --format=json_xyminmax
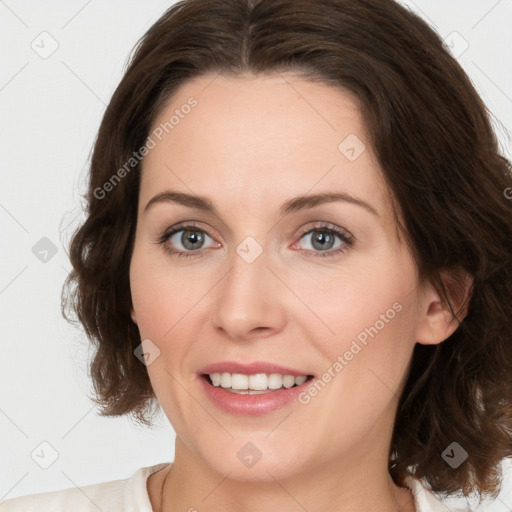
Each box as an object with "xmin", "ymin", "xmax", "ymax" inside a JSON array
[{"xmin": 198, "ymin": 361, "xmax": 314, "ymax": 377}]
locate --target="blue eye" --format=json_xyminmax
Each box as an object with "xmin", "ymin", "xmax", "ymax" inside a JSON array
[
  {"xmin": 157, "ymin": 223, "xmax": 217, "ymax": 259},
  {"xmin": 156, "ymin": 221, "xmax": 354, "ymax": 259},
  {"xmin": 296, "ymin": 223, "xmax": 354, "ymax": 257}
]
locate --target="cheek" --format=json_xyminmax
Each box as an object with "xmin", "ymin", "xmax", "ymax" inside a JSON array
[
  {"xmin": 129, "ymin": 245, "xmax": 215, "ymax": 392},
  {"xmin": 295, "ymin": 252, "xmax": 421, "ymax": 423},
  {"xmin": 329, "ymin": 282, "xmax": 419, "ymax": 394},
  {"xmin": 292, "ymin": 255, "xmax": 418, "ymax": 355},
  {"xmin": 129, "ymin": 243, "xmax": 199, "ymax": 339},
  {"xmin": 129, "ymin": 251, "xmax": 198, "ymax": 418},
  {"xmin": 130, "ymin": 266, "xmax": 169, "ymax": 339},
  {"xmin": 299, "ymin": 285, "xmax": 419, "ymax": 445}
]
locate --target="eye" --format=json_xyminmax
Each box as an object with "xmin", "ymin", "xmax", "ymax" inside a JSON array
[
  {"xmin": 156, "ymin": 223, "xmax": 219, "ymax": 259},
  {"xmin": 295, "ymin": 222, "xmax": 354, "ymax": 258},
  {"xmin": 156, "ymin": 221, "xmax": 354, "ymax": 259}
]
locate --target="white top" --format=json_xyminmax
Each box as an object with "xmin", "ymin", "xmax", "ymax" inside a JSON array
[{"xmin": 0, "ymin": 462, "xmax": 470, "ymax": 511}]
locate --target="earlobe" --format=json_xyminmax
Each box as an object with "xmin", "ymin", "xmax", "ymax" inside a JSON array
[{"xmin": 416, "ymin": 270, "xmax": 473, "ymax": 346}]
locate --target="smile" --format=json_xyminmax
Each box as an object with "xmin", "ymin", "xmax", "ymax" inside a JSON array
[
  {"xmin": 200, "ymin": 373, "xmax": 315, "ymax": 415},
  {"xmin": 208, "ymin": 372, "xmax": 309, "ymax": 393}
]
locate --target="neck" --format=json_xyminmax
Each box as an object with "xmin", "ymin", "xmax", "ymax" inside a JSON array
[{"xmin": 160, "ymin": 438, "xmax": 415, "ymax": 512}]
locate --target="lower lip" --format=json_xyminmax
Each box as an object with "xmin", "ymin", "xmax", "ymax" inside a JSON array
[{"xmin": 199, "ymin": 375, "xmax": 314, "ymax": 416}]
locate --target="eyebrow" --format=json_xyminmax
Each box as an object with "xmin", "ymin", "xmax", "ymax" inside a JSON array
[{"xmin": 143, "ymin": 190, "xmax": 379, "ymax": 217}]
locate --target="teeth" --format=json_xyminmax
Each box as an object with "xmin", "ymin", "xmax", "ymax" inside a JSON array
[{"xmin": 208, "ymin": 372, "xmax": 308, "ymax": 391}]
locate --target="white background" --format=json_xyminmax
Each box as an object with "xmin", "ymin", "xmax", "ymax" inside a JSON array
[{"xmin": 1, "ymin": 0, "xmax": 511, "ymax": 509}]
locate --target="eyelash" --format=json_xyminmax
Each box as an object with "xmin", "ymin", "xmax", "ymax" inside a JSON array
[{"xmin": 155, "ymin": 221, "xmax": 355, "ymax": 259}]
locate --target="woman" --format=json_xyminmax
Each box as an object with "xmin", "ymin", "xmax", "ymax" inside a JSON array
[{"xmin": 3, "ymin": 0, "xmax": 512, "ymax": 510}]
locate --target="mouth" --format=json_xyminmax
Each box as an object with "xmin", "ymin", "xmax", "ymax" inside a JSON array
[
  {"xmin": 197, "ymin": 362, "xmax": 316, "ymax": 415},
  {"xmin": 201, "ymin": 373, "xmax": 315, "ymax": 394}
]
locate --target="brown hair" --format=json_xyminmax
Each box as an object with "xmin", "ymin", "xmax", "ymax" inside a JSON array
[{"xmin": 62, "ymin": 0, "xmax": 512, "ymax": 500}]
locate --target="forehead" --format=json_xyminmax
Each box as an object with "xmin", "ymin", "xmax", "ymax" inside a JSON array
[{"xmin": 139, "ymin": 72, "xmax": 392, "ymax": 223}]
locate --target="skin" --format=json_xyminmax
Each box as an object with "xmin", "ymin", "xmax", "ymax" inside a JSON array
[{"xmin": 129, "ymin": 72, "xmax": 466, "ymax": 512}]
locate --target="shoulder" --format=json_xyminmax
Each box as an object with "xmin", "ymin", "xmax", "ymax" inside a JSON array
[
  {"xmin": 0, "ymin": 463, "xmax": 170, "ymax": 512},
  {"xmin": 406, "ymin": 476, "xmax": 472, "ymax": 512},
  {"xmin": 1, "ymin": 479, "xmax": 125, "ymax": 511}
]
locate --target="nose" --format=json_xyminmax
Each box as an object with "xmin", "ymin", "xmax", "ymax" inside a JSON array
[{"xmin": 209, "ymin": 239, "xmax": 287, "ymax": 342}]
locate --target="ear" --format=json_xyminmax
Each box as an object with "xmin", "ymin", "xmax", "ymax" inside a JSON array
[
  {"xmin": 130, "ymin": 306, "xmax": 138, "ymax": 325},
  {"xmin": 415, "ymin": 269, "xmax": 473, "ymax": 346}
]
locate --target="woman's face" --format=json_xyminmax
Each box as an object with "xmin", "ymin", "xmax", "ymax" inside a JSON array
[{"xmin": 129, "ymin": 72, "xmax": 439, "ymax": 481}]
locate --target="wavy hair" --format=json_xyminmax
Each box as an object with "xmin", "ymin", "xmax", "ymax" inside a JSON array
[{"xmin": 62, "ymin": 0, "xmax": 512, "ymax": 499}]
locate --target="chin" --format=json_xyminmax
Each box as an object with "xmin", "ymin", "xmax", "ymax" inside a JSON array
[{"xmin": 192, "ymin": 437, "xmax": 308, "ymax": 483}]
